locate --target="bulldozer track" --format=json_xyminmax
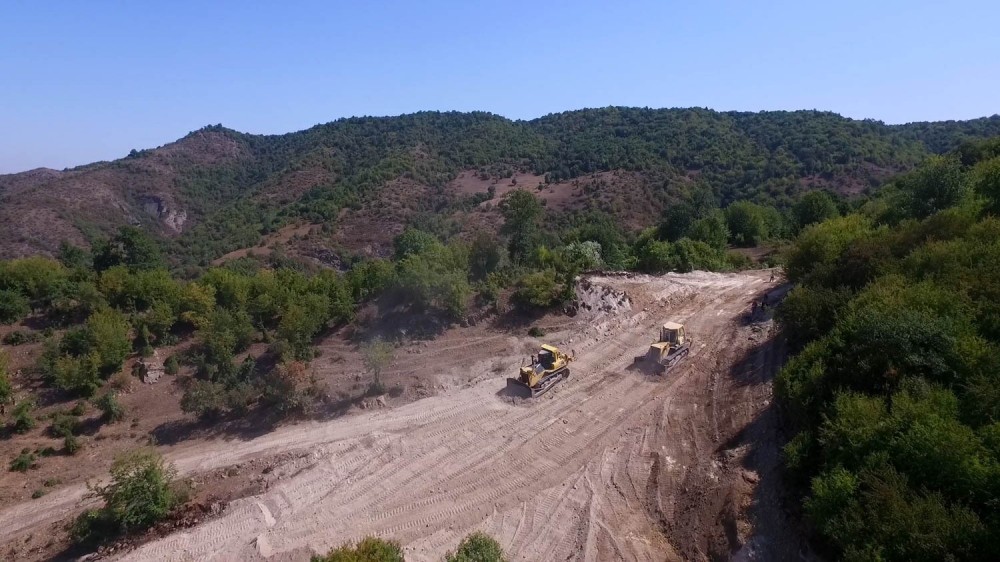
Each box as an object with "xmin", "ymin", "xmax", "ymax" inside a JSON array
[{"xmin": 0, "ymin": 271, "xmax": 801, "ymax": 562}]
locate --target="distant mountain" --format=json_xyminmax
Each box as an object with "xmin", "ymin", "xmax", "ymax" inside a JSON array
[{"xmin": 2, "ymin": 108, "xmax": 998, "ymax": 265}]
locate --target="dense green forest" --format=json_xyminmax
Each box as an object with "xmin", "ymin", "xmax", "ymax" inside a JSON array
[
  {"xmin": 110, "ymin": 109, "xmax": 1000, "ymax": 269},
  {"xmin": 777, "ymin": 137, "xmax": 1000, "ymax": 560}
]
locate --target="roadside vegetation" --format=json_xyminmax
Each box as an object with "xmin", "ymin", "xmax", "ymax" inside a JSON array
[
  {"xmin": 776, "ymin": 137, "xmax": 1000, "ymax": 561},
  {"xmin": 311, "ymin": 532, "xmax": 507, "ymax": 562}
]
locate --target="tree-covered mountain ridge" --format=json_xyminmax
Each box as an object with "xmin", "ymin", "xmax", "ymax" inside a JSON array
[{"xmin": 2, "ymin": 107, "xmax": 998, "ymax": 264}]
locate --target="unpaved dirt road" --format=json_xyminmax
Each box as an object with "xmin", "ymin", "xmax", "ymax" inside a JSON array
[{"xmin": 1, "ymin": 270, "xmax": 803, "ymax": 561}]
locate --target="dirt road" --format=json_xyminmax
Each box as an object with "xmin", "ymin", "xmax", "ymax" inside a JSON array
[{"xmin": 1, "ymin": 270, "xmax": 800, "ymax": 561}]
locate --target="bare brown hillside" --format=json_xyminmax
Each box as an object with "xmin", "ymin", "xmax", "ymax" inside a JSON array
[{"xmin": 0, "ymin": 130, "xmax": 248, "ymax": 259}]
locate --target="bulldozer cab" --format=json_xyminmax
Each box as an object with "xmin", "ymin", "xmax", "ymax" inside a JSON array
[
  {"xmin": 660, "ymin": 322, "xmax": 685, "ymax": 346},
  {"xmin": 537, "ymin": 345, "xmax": 557, "ymax": 368}
]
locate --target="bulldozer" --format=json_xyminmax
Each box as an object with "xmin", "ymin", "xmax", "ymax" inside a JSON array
[
  {"xmin": 634, "ymin": 322, "xmax": 690, "ymax": 375},
  {"xmin": 507, "ymin": 344, "xmax": 573, "ymax": 397}
]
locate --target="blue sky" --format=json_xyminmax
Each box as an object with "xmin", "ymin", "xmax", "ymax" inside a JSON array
[{"xmin": 1, "ymin": 0, "xmax": 998, "ymax": 173}]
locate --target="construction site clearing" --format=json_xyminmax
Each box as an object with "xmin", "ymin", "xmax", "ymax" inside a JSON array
[{"xmin": 0, "ymin": 270, "xmax": 802, "ymax": 562}]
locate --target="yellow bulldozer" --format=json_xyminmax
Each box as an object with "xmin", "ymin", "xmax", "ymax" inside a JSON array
[
  {"xmin": 507, "ymin": 344, "xmax": 573, "ymax": 397},
  {"xmin": 634, "ymin": 322, "xmax": 691, "ymax": 375}
]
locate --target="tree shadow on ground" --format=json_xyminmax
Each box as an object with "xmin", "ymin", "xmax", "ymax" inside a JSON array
[{"xmin": 709, "ymin": 306, "xmax": 818, "ymax": 561}]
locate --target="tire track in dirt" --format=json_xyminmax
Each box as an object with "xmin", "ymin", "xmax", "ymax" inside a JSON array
[{"xmin": 0, "ymin": 271, "xmax": 784, "ymax": 562}]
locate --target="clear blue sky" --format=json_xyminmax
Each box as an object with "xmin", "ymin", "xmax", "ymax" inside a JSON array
[{"xmin": 2, "ymin": 0, "xmax": 998, "ymax": 173}]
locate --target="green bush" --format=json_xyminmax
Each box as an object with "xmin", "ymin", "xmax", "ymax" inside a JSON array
[
  {"xmin": 64, "ymin": 434, "xmax": 82, "ymax": 455},
  {"xmin": 0, "ymin": 289, "xmax": 30, "ymax": 324},
  {"xmin": 9, "ymin": 449, "xmax": 37, "ymax": 472},
  {"xmin": 95, "ymin": 392, "xmax": 126, "ymax": 423},
  {"xmin": 0, "ymin": 351, "xmax": 12, "ymax": 407},
  {"xmin": 445, "ymin": 532, "xmax": 507, "ymax": 562},
  {"xmin": 53, "ymin": 352, "xmax": 102, "ymax": 397},
  {"xmin": 11, "ymin": 399, "xmax": 36, "ymax": 433},
  {"xmin": 49, "ymin": 412, "xmax": 79, "ymax": 438},
  {"xmin": 74, "ymin": 449, "xmax": 178, "ymax": 544},
  {"xmin": 180, "ymin": 379, "xmax": 228, "ymax": 419},
  {"xmin": 527, "ymin": 326, "xmax": 545, "ymax": 337},
  {"xmin": 513, "ymin": 269, "xmax": 564, "ymax": 308},
  {"xmin": 792, "ymin": 190, "xmax": 840, "ymax": 231},
  {"xmin": 70, "ymin": 400, "xmax": 88, "ymax": 416},
  {"xmin": 3, "ymin": 330, "xmax": 40, "ymax": 345},
  {"xmin": 85, "ymin": 308, "xmax": 132, "ymax": 375},
  {"xmin": 311, "ymin": 536, "xmax": 404, "ymax": 562},
  {"xmin": 164, "ymin": 355, "xmax": 179, "ymax": 375}
]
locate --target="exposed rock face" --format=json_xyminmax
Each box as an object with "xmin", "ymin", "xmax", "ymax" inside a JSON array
[
  {"xmin": 135, "ymin": 350, "xmax": 166, "ymax": 384},
  {"xmin": 138, "ymin": 195, "xmax": 188, "ymax": 233}
]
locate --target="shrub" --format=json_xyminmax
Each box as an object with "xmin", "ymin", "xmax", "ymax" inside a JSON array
[
  {"xmin": 513, "ymin": 269, "xmax": 564, "ymax": 308},
  {"xmin": 0, "ymin": 351, "xmax": 12, "ymax": 407},
  {"xmin": 86, "ymin": 308, "xmax": 131, "ymax": 375},
  {"xmin": 11, "ymin": 399, "xmax": 36, "ymax": 433},
  {"xmin": 528, "ymin": 326, "xmax": 545, "ymax": 337},
  {"xmin": 53, "ymin": 352, "xmax": 102, "ymax": 397},
  {"xmin": 180, "ymin": 379, "xmax": 228, "ymax": 419},
  {"xmin": 164, "ymin": 355, "xmax": 179, "ymax": 375},
  {"xmin": 0, "ymin": 289, "xmax": 31, "ymax": 324},
  {"xmin": 95, "ymin": 392, "xmax": 126, "ymax": 423},
  {"xmin": 445, "ymin": 532, "xmax": 508, "ymax": 562},
  {"xmin": 10, "ymin": 449, "xmax": 37, "ymax": 472},
  {"xmin": 311, "ymin": 536, "xmax": 404, "ymax": 562},
  {"xmin": 110, "ymin": 369, "xmax": 135, "ymax": 392},
  {"xmin": 3, "ymin": 330, "xmax": 39, "ymax": 345},
  {"xmin": 49, "ymin": 412, "xmax": 79, "ymax": 438},
  {"xmin": 76, "ymin": 449, "xmax": 178, "ymax": 542},
  {"xmin": 362, "ymin": 338, "xmax": 394, "ymax": 393},
  {"xmin": 70, "ymin": 400, "xmax": 88, "ymax": 416},
  {"xmin": 31, "ymin": 489, "xmax": 46, "ymax": 499},
  {"xmin": 64, "ymin": 434, "xmax": 82, "ymax": 455}
]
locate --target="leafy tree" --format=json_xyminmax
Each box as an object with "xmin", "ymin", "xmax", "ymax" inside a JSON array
[
  {"xmin": 260, "ymin": 360, "xmax": 315, "ymax": 414},
  {"xmin": 784, "ymin": 214, "xmax": 873, "ymax": 285},
  {"xmin": 445, "ymin": 532, "xmax": 508, "ymax": 562},
  {"xmin": 347, "ymin": 259, "xmax": 395, "ymax": 302},
  {"xmin": 898, "ymin": 155, "xmax": 968, "ymax": 219},
  {"xmin": 688, "ymin": 210, "xmax": 730, "ymax": 250},
  {"xmin": 560, "ymin": 241, "xmax": 604, "ymax": 271},
  {"xmin": 180, "ymin": 379, "xmax": 228, "ymax": 419},
  {"xmin": 513, "ymin": 269, "xmax": 564, "ymax": 308},
  {"xmin": 393, "ymin": 228, "xmax": 441, "ymax": 260},
  {"xmin": 469, "ymin": 232, "xmax": 504, "ymax": 280},
  {"xmin": 500, "ymin": 190, "xmax": 543, "ymax": 264},
  {"xmin": 658, "ymin": 203, "xmax": 697, "ymax": 242},
  {"xmin": 92, "ymin": 226, "xmax": 165, "ymax": 272},
  {"xmin": 0, "ymin": 256, "xmax": 67, "ymax": 304},
  {"xmin": 86, "ymin": 308, "xmax": 132, "ymax": 375},
  {"xmin": 58, "ymin": 241, "xmax": 91, "ymax": 270},
  {"xmin": 53, "ymin": 352, "xmax": 102, "ymax": 396},
  {"xmin": 633, "ymin": 234, "xmax": 677, "ymax": 274},
  {"xmin": 277, "ymin": 294, "xmax": 331, "ymax": 360},
  {"xmin": 362, "ymin": 338, "xmax": 394, "ymax": 394},
  {"xmin": 776, "ymin": 286, "xmax": 853, "ymax": 350},
  {"xmin": 970, "ymin": 156, "xmax": 1000, "ymax": 214},
  {"xmin": 725, "ymin": 201, "xmax": 773, "ymax": 247},
  {"xmin": 0, "ymin": 289, "xmax": 30, "ymax": 324},
  {"xmin": 793, "ymin": 190, "xmax": 840, "ymax": 230}
]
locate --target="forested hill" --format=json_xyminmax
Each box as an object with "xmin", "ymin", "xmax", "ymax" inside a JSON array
[{"xmin": 1, "ymin": 108, "xmax": 999, "ymax": 265}]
